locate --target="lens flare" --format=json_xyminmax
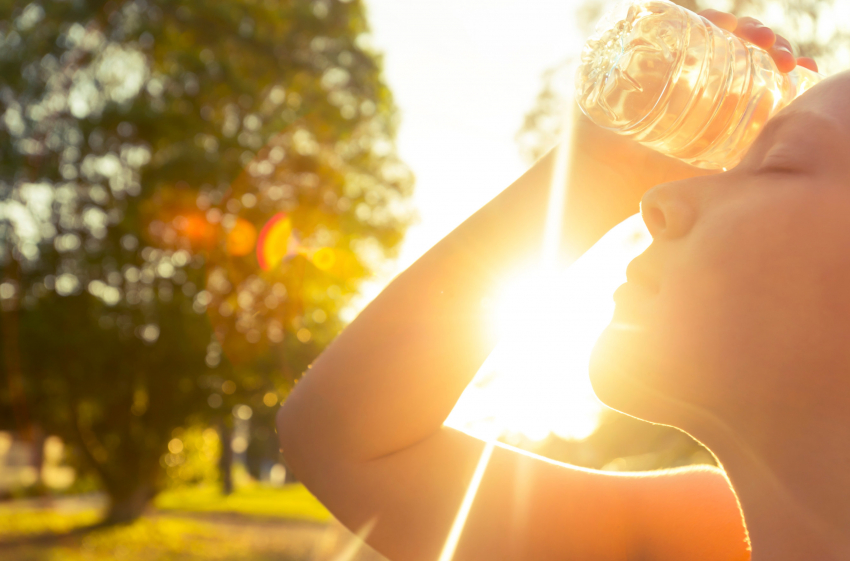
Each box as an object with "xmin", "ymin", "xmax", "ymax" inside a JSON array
[{"xmin": 256, "ymin": 212, "xmax": 296, "ymax": 270}]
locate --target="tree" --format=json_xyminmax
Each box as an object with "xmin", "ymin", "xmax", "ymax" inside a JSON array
[
  {"xmin": 516, "ymin": 0, "xmax": 850, "ymax": 470},
  {"xmin": 0, "ymin": 0, "xmax": 412, "ymax": 523}
]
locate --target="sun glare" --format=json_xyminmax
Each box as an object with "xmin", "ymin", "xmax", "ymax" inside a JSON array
[
  {"xmin": 436, "ymin": 68, "xmax": 654, "ymax": 561},
  {"xmin": 445, "ymin": 213, "xmax": 652, "ymax": 443}
]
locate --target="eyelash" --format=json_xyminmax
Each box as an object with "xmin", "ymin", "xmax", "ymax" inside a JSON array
[
  {"xmin": 757, "ymin": 152, "xmax": 805, "ymax": 175},
  {"xmin": 759, "ymin": 163, "xmax": 800, "ymax": 174}
]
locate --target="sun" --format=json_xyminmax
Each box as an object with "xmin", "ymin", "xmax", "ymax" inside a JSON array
[{"xmin": 444, "ymin": 213, "xmax": 652, "ymax": 443}]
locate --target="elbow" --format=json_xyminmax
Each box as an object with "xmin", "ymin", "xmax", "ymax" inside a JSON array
[
  {"xmin": 275, "ymin": 401, "xmax": 301, "ymax": 468},
  {"xmin": 275, "ymin": 393, "xmax": 335, "ymax": 490},
  {"xmin": 275, "ymin": 374, "xmax": 348, "ymax": 486},
  {"xmin": 275, "ymin": 391, "xmax": 324, "ymax": 485}
]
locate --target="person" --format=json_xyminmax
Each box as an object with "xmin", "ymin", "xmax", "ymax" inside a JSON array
[{"xmin": 276, "ymin": 7, "xmax": 844, "ymax": 560}]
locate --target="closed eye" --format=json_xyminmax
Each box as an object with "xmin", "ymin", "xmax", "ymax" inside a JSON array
[
  {"xmin": 759, "ymin": 162, "xmax": 801, "ymax": 174},
  {"xmin": 747, "ymin": 112, "xmax": 839, "ymax": 176},
  {"xmin": 757, "ymin": 147, "xmax": 808, "ymax": 175}
]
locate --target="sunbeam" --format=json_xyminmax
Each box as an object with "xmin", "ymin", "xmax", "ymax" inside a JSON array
[
  {"xmin": 328, "ymin": 518, "xmax": 377, "ymax": 561},
  {"xmin": 437, "ymin": 441, "xmax": 496, "ymax": 561},
  {"xmin": 438, "ymin": 68, "xmax": 579, "ymax": 561}
]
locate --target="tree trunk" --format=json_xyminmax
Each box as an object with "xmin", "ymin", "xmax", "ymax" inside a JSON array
[
  {"xmin": 104, "ymin": 482, "xmax": 155, "ymax": 524},
  {"xmin": 218, "ymin": 419, "xmax": 233, "ymax": 495},
  {"xmin": 29, "ymin": 424, "xmax": 45, "ymax": 491},
  {"xmin": 1, "ymin": 257, "xmax": 31, "ymax": 441}
]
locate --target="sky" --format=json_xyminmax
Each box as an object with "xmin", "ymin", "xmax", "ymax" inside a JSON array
[
  {"xmin": 355, "ymin": 0, "xmax": 643, "ymax": 441},
  {"xmin": 363, "ymin": 0, "xmax": 589, "ymax": 271}
]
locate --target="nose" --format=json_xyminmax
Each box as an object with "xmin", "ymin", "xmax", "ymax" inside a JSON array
[{"xmin": 640, "ymin": 181, "xmax": 698, "ymax": 240}]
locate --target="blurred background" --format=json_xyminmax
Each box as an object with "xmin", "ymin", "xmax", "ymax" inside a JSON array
[{"xmin": 0, "ymin": 0, "xmax": 847, "ymax": 559}]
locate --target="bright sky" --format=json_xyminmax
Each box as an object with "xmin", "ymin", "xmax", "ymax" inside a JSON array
[
  {"xmin": 363, "ymin": 0, "xmax": 588, "ymax": 270},
  {"xmin": 354, "ymin": 0, "xmax": 650, "ymax": 443}
]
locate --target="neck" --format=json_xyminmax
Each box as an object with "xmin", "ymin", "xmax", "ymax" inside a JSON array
[{"xmin": 697, "ymin": 406, "xmax": 850, "ymax": 560}]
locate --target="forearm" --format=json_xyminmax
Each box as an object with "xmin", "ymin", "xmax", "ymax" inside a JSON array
[{"xmin": 277, "ymin": 117, "xmax": 702, "ymax": 472}]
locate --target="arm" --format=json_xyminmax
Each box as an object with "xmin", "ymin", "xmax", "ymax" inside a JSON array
[
  {"xmin": 276, "ymin": 109, "xmax": 733, "ymax": 560},
  {"xmin": 277, "ymin": 11, "xmax": 800, "ymax": 559}
]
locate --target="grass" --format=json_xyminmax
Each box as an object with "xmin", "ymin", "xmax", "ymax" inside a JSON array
[
  {"xmin": 0, "ymin": 485, "xmax": 363, "ymax": 561},
  {"xmin": 0, "ymin": 515, "xmax": 305, "ymax": 561},
  {"xmin": 0, "ymin": 507, "xmax": 102, "ymax": 538},
  {"xmin": 154, "ymin": 483, "xmax": 332, "ymax": 522}
]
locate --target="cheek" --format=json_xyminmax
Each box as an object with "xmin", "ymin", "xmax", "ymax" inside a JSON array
[
  {"xmin": 591, "ymin": 182, "xmax": 850, "ymax": 422},
  {"xmin": 659, "ymin": 187, "xmax": 850, "ymax": 403}
]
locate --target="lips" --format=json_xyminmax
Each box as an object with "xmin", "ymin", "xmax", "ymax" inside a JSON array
[
  {"xmin": 625, "ymin": 253, "xmax": 661, "ymax": 294},
  {"xmin": 613, "ymin": 278, "xmax": 655, "ymax": 304},
  {"xmin": 612, "ymin": 252, "xmax": 661, "ymax": 320}
]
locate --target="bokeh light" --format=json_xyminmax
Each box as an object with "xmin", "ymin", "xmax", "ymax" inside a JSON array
[{"xmin": 225, "ymin": 218, "xmax": 258, "ymax": 257}]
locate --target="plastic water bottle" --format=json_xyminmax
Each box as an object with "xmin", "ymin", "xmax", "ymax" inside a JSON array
[{"xmin": 575, "ymin": 0, "xmax": 824, "ymax": 170}]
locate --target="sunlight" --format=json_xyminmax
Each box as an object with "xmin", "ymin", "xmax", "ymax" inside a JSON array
[
  {"xmin": 437, "ymin": 441, "xmax": 496, "ymax": 561},
  {"xmin": 328, "ymin": 518, "xmax": 377, "ymax": 561},
  {"xmin": 438, "ymin": 69, "xmax": 652, "ymax": 560},
  {"xmin": 445, "ymin": 69, "xmax": 654, "ymax": 444},
  {"xmin": 445, "ymin": 214, "xmax": 652, "ymax": 443}
]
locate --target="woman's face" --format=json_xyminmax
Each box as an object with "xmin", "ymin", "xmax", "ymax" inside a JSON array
[{"xmin": 590, "ymin": 71, "xmax": 850, "ymax": 432}]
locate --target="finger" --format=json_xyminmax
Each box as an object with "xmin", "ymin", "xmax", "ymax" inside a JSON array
[
  {"xmin": 796, "ymin": 56, "xmax": 819, "ymax": 73},
  {"xmin": 768, "ymin": 35, "xmax": 796, "ymax": 73},
  {"xmin": 698, "ymin": 9, "xmax": 737, "ymax": 32},
  {"xmin": 734, "ymin": 17, "xmax": 776, "ymax": 50}
]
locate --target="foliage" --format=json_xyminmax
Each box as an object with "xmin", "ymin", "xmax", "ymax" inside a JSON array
[
  {"xmin": 0, "ymin": 0, "xmax": 412, "ymax": 521},
  {"xmin": 160, "ymin": 425, "xmax": 220, "ymax": 489}
]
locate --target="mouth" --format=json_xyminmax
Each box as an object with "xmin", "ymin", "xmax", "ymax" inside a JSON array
[
  {"xmin": 613, "ymin": 279, "xmax": 655, "ymax": 304},
  {"xmin": 611, "ymin": 252, "xmax": 661, "ymax": 320},
  {"xmin": 624, "ymin": 253, "xmax": 661, "ymax": 293}
]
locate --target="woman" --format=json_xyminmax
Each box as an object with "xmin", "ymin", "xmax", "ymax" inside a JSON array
[{"xmin": 277, "ymin": 8, "xmax": 841, "ymax": 560}]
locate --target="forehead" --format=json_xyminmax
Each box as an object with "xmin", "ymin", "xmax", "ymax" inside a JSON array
[{"xmin": 784, "ymin": 70, "xmax": 850, "ymax": 134}]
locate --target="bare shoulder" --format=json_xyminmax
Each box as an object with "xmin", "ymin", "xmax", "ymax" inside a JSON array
[
  {"xmin": 421, "ymin": 434, "xmax": 748, "ymax": 561},
  {"xmin": 617, "ymin": 465, "xmax": 750, "ymax": 561},
  {"xmin": 294, "ymin": 426, "xmax": 748, "ymax": 561}
]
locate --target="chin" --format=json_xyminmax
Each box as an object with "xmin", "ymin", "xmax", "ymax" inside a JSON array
[{"xmin": 589, "ymin": 321, "xmax": 674, "ymax": 426}]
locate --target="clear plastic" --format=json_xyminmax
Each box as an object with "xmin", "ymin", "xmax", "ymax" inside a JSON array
[{"xmin": 575, "ymin": 0, "xmax": 824, "ymax": 170}]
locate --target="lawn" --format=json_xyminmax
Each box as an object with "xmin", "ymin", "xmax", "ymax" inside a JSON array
[
  {"xmin": 0, "ymin": 485, "xmax": 381, "ymax": 561},
  {"xmin": 155, "ymin": 483, "xmax": 332, "ymax": 522}
]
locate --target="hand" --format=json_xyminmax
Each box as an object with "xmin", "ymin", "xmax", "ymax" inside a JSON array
[
  {"xmin": 570, "ymin": 8, "xmax": 821, "ymax": 219},
  {"xmin": 698, "ymin": 9, "xmax": 818, "ymax": 73}
]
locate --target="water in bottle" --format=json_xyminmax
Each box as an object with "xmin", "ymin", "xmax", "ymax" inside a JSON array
[{"xmin": 575, "ymin": 0, "xmax": 824, "ymax": 170}]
